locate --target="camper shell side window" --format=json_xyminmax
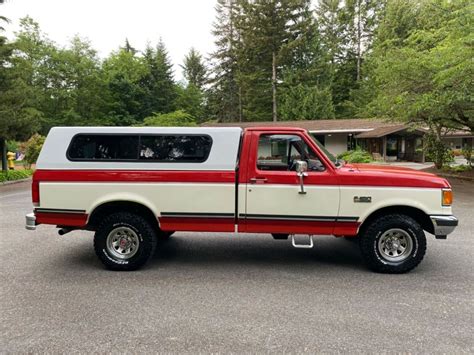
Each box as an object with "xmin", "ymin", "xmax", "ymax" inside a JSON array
[{"xmin": 67, "ymin": 134, "xmax": 213, "ymax": 163}]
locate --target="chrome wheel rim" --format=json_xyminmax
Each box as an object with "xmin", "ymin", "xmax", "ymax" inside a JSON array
[
  {"xmin": 377, "ymin": 228, "xmax": 413, "ymax": 263},
  {"xmin": 106, "ymin": 227, "xmax": 140, "ymax": 260}
]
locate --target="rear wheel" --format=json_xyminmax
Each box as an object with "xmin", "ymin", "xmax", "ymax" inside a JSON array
[
  {"xmin": 359, "ymin": 214, "xmax": 426, "ymax": 273},
  {"xmin": 94, "ymin": 212, "xmax": 157, "ymax": 271}
]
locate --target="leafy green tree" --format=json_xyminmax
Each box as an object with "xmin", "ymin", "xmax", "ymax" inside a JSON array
[
  {"xmin": 175, "ymin": 84, "xmax": 205, "ymax": 122},
  {"xmin": 367, "ymin": 0, "xmax": 473, "ymax": 166},
  {"xmin": 102, "ymin": 48, "xmax": 148, "ymax": 125},
  {"xmin": 181, "ymin": 48, "xmax": 207, "ymax": 90},
  {"xmin": 347, "ymin": 0, "xmax": 419, "ymax": 117},
  {"xmin": 141, "ymin": 110, "xmax": 196, "ymax": 127},
  {"xmin": 0, "ymin": 16, "xmax": 42, "ymax": 170}
]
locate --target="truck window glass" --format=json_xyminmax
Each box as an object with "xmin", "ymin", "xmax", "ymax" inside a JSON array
[
  {"xmin": 257, "ymin": 134, "xmax": 325, "ymax": 171},
  {"xmin": 139, "ymin": 135, "xmax": 212, "ymax": 162},
  {"xmin": 68, "ymin": 135, "xmax": 139, "ymax": 160}
]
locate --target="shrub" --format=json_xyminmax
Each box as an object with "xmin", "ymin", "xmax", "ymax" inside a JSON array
[
  {"xmin": 0, "ymin": 169, "xmax": 34, "ymax": 183},
  {"xmin": 6, "ymin": 140, "xmax": 19, "ymax": 152},
  {"xmin": 337, "ymin": 149, "xmax": 373, "ymax": 163},
  {"xmin": 24, "ymin": 134, "xmax": 46, "ymax": 169},
  {"xmin": 424, "ymin": 133, "xmax": 453, "ymax": 169},
  {"xmin": 441, "ymin": 165, "xmax": 472, "ymax": 173},
  {"xmin": 462, "ymin": 144, "xmax": 472, "ymax": 167}
]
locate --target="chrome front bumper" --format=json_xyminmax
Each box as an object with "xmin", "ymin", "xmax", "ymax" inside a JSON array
[
  {"xmin": 25, "ymin": 212, "xmax": 36, "ymax": 230},
  {"xmin": 430, "ymin": 215, "xmax": 458, "ymax": 238}
]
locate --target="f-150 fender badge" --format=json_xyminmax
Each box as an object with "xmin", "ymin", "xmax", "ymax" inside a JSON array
[{"xmin": 354, "ymin": 196, "xmax": 372, "ymax": 203}]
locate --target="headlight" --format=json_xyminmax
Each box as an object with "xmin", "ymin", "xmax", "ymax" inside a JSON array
[{"xmin": 442, "ymin": 189, "xmax": 453, "ymax": 206}]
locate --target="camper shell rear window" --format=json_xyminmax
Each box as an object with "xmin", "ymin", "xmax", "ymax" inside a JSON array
[{"xmin": 67, "ymin": 134, "xmax": 213, "ymax": 163}]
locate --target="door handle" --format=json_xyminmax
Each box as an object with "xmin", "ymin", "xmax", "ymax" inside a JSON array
[{"xmin": 250, "ymin": 177, "xmax": 268, "ymax": 184}]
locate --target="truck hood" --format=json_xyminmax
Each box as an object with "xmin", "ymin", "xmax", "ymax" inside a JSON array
[{"xmin": 338, "ymin": 163, "xmax": 450, "ymax": 188}]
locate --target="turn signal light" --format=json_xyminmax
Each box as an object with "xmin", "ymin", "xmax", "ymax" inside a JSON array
[{"xmin": 442, "ymin": 189, "xmax": 453, "ymax": 206}]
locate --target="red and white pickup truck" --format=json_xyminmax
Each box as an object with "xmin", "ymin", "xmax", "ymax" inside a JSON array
[{"xmin": 26, "ymin": 126, "xmax": 458, "ymax": 273}]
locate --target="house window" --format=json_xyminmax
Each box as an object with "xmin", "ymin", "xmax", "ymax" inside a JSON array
[{"xmin": 347, "ymin": 134, "xmax": 356, "ymax": 151}]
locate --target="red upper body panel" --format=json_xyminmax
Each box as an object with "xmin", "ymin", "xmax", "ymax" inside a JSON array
[{"xmin": 336, "ymin": 163, "xmax": 450, "ymax": 189}]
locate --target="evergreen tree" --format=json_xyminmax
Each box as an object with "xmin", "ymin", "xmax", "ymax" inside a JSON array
[
  {"xmin": 237, "ymin": 0, "xmax": 319, "ymax": 122},
  {"xmin": 122, "ymin": 38, "xmax": 137, "ymax": 55},
  {"xmin": 141, "ymin": 40, "xmax": 177, "ymax": 117},
  {"xmin": 316, "ymin": 0, "xmax": 384, "ymax": 117},
  {"xmin": 345, "ymin": 0, "xmax": 386, "ymax": 81},
  {"xmin": 208, "ymin": 0, "xmax": 242, "ymax": 122},
  {"xmin": 181, "ymin": 48, "xmax": 207, "ymax": 90},
  {"xmin": 278, "ymin": 1, "xmax": 335, "ymax": 119}
]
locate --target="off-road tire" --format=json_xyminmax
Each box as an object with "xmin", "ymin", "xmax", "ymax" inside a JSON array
[
  {"xmin": 359, "ymin": 214, "xmax": 426, "ymax": 274},
  {"xmin": 94, "ymin": 212, "xmax": 157, "ymax": 271}
]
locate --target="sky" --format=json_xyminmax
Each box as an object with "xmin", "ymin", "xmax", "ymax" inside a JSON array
[{"xmin": 1, "ymin": 0, "xmax": 218, "ymax": 80}]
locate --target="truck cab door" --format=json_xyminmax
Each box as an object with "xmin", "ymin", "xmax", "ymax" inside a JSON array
[{"xmin": 239, "ymin": 130, "xmax": 344, "ymax": 235}]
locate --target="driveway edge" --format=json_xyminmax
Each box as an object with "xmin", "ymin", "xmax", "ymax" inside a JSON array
[{"xmin": 1, "ymin": 177, "xmax": 32, "ymax": 186}]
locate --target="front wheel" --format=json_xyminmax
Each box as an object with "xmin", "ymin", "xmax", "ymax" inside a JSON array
[
  {"xmin": 359, "ymin": 214, "xmax": 426, "ymax": 274},
  {"xmin": 94, "ymin": 212, "xmax": 157, "ymax": 271}
]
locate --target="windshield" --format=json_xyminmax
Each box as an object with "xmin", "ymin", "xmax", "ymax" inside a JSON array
[{"xmin": 308, "ymin": 133, "xmax": 340, "ymax": 167}]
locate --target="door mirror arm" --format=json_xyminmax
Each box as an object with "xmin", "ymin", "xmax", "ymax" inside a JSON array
[{"xmin": 295, "ymin": 160, "xmax": 308, "ymax": 194}]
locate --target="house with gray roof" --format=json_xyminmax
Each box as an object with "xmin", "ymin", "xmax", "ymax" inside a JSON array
[{"xmin": 204, "ymin": 119, "xmax": 473, "ymax": 162}]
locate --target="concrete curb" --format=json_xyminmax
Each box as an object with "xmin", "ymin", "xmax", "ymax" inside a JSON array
[{"xmin": 1, "ymin": 177, "xmax": 32, "ymax": 186}]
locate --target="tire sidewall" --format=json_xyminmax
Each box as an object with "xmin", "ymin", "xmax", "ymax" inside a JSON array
[
  {"xmin": 372, "ymin": 224, "xmax": 420, "ymax": 266},
  {"xmin": 94, "ymin": 213, "xmax": 156, "ymax": 270},
  {"xmin": 361, "ymin": 214, "xmax": 427, "ymax": 273}
]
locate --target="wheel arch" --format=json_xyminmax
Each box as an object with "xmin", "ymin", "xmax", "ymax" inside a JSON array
[
  {"xmin": 87, "ymin": 200, "xmax": 160, "ymax": 232},
  {"xmin": 357, "ymin": 205, "xmax": 434, "ymax": 236}
]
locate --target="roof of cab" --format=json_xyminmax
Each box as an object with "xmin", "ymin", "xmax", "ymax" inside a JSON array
[{"xmin": 244, "ymin": 126, "xmax": 306, "ymax": 132}]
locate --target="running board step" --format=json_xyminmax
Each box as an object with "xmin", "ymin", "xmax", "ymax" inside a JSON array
[{"xmin": 291, "ymin": 235, "xmax": 314, "ymax": 249}]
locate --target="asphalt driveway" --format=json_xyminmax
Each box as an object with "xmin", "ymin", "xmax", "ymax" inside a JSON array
[{"xmin": 0, "ymin": 180, "xmax": 473, "ymax": 353}]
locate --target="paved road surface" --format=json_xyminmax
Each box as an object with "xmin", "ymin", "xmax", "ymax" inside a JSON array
[{"xmin": 1, "ymin": 180, "xmax": 473, "ymax": 353}]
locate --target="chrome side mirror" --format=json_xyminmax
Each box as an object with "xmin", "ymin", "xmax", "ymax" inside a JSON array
[
  {"xmin": 295, "ymin": 160, "xmax": 308, "ymax": 194},
  {"xmin": 295, "ymin": 160, "xmax": 308, "ymax": 174}
]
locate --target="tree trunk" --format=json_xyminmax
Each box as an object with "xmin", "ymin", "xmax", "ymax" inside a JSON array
[
  {"xmin": 238, "ymin": 85, "xmax": 243, "ymax": 122},
  {"xmin": 0, "ymin": 138, "xmax": 7, "ymax": 172},
  {"xmin": 435, "ymin": 125, "xmax": 444, "ymax": 169},
  {"xmin": 356, "ymin": 0, "xmax": 362, "ymax": 81},
  {"xmin": 272, "ymin": 51, "xmax": 277, "ymax": 122}
]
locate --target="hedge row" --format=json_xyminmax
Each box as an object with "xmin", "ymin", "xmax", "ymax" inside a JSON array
[{"xmin": 0, "ymin": 169, "xmax": 34, "ymax": 183}]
